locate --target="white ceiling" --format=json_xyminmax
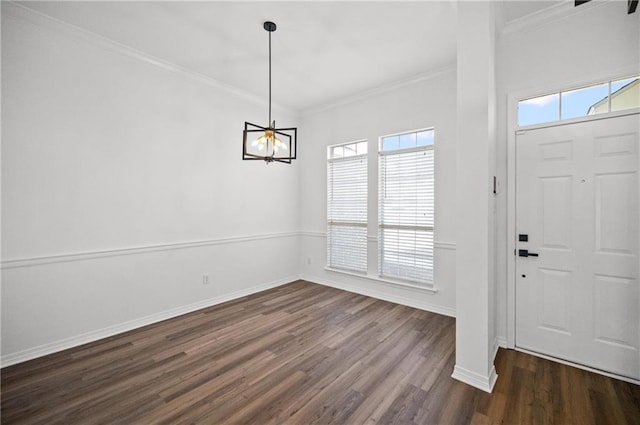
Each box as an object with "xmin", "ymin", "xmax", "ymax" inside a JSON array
[
  {"xmin": 501, "ymin": 0, "xmax": 564, "ymax": 23},
  {"xmin": 20, "ymin": 1, "xmax": 561, "ymax": 112}
]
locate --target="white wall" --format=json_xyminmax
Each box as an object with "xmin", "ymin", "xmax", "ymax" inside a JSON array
[
  {"xmin": 495, "ymin": 1, "xmax": 640, "ymax": 345},
  {"xmin": 452, "ymin": 1, "xmax": 498, "ymax": 393},
  {"xmin": 1, "ymin": 3, "xmax": 300, "ymax": 364},
  {"xmin": 298, "ymin": 69, "xmax": 457, "ymax": 317},
  {"xmin": 6, "ymin": 0, "xmax": 636, "ymax": 371}
]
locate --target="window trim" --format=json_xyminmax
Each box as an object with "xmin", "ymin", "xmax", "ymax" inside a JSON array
[
  {"xmin": 377, "ymin": 128, "xmax": 435, "ymax": 287},
  {"xmin": 327, "ymin": 139, "xmax": 368, "ymax": 160},
  {"xmin": 517, "ymin": 107, "xmax": 640, "ymax": 132},
  {"xmin": 324, "ymin": 266, "xmax": 438, "ymax": 294},
  {"xmin": 326, "ymin": 139, "xmax": 368, "ymax": 274},
  {"xmin": 379, "ymin": 144, "xmax": 433, "ymax": 156},
  {"xmin": 517, "ymin": 74, "xmax": 640, "ymax": 128}
]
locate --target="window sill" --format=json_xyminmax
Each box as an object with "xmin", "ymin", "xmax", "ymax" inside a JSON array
[{"xmin": 324, "ymin": 266, "xmax": 438, "ymax": 294}]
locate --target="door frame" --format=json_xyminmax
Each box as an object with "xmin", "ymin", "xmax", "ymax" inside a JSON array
[{"xmin": 505, "ymin": 67, "xmax": 640, "ymax": 351}]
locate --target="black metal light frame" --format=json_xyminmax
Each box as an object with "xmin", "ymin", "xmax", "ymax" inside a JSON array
[
  {"xmin": 243, "ymin": 21, "xmax": 297, "ymax": 164},
  {"xmin": 242, "ymin": 122, "xmax": 297, "ymax": 164},
  {"xmin": 575, "ymin": 0, "xmax": 637, "ymax": 14}
]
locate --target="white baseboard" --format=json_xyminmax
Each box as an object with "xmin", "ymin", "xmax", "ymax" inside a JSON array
[
  {"xmin": 300, "ymin": 273, "xmax": 455, "ymax": 317},
  {"xmin": 493, "ymin": 336, "xmax": 507, "ymax": 362},
  {"xmin": 1, "ymin": 275, "xmax": 297, "ymax": 367},
  {"xmin": 451, "ymin": 364, "xmax": 498, "ymax": 393},
  {"xmin": 496, "ymin": 336, "xmax": 507, "ymax": 358}
]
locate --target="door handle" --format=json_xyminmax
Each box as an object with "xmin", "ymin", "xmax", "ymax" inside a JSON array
[{"xmin": 519, "ymin": 249, "xmax": 539, "ymax": 257}]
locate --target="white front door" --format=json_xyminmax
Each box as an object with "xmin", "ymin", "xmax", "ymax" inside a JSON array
[{"xmin": 515, "ymin": 113, "xmax": 640, "ymax": 380}]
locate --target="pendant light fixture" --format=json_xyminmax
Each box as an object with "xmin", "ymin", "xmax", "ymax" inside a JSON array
[{"xmin": 243, "ymin": 21, "xmax": 297, "ymax": 164}]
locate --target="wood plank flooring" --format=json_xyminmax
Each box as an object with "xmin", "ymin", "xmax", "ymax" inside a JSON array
[{"xmin": 2, "ymin": 280, "xmax": 639, "ymax": 424}]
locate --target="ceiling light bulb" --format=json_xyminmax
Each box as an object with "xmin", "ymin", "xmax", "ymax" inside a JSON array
[{"xmin": 275, "ymin": 138, "xmax": 287, "ymax": 151}]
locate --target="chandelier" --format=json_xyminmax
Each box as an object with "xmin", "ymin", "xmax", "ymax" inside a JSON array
[{"xmin": 242, "ymin": 21, "xmax": 297, "ymax": 164}]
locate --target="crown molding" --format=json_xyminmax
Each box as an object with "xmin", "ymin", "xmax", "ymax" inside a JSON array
[
  {"xmin": 501, "ymin": 0, "xmax": 608, "ymax": 36},
  {"xmin": 303, "ymin": 63, "xmax": 456, "ymax": 115},
  {"xmin": 5, "ymin": 1, "xmax": 455, "ymax": 119},
  {"xmin": 3, "ymin": 1, "xmax": 297, "ymax": 116}
]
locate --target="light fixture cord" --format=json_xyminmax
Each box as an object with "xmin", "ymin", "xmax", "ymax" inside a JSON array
[{"xmin": 268, "ymin": 28, "xmax": 272, "ymax": 127}]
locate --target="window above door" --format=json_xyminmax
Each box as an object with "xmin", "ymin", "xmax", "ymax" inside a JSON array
[{"xmin": 518, "ymin": 75, "xmax": 640, "ymax": 127}]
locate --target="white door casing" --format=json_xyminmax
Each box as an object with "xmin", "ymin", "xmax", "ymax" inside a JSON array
[{"xmin": 515, "ymin": 113, "xmax": 640, "ymax": 380}]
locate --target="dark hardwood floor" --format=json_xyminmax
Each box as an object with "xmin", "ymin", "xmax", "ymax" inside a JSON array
[{"xmin": 1, "ymin": 280, "xmax": 639, "ymax": 424}]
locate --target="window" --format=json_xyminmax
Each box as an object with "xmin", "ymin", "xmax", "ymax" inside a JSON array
[
  {"xmin": 327, "ymin": 141, "xmax": 368, "ymax": 273},
  {"xmin": 517, "ymin": 75, "xmax": 640, "ymax": 127},
  {"xmin": 379, "ymin": 129, "xmax": 434, "ymax": 285}
]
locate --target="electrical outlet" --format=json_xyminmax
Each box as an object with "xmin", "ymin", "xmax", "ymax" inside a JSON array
[
  {"xmin": 202, "ymin": 274, "xmax": 210, "ymax": 285},
  {"xmin": 307, "ymin": 257, "xmax": 311, "ymax": 265}
]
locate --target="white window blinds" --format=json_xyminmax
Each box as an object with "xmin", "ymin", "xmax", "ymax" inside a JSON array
[
  {"xmin": 327, "ymin": 141, "xmax": 368, "ymax": 273},
  {"xmin": 379, "ymin": 130, "xmax": 434, "ymax": 285}
]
